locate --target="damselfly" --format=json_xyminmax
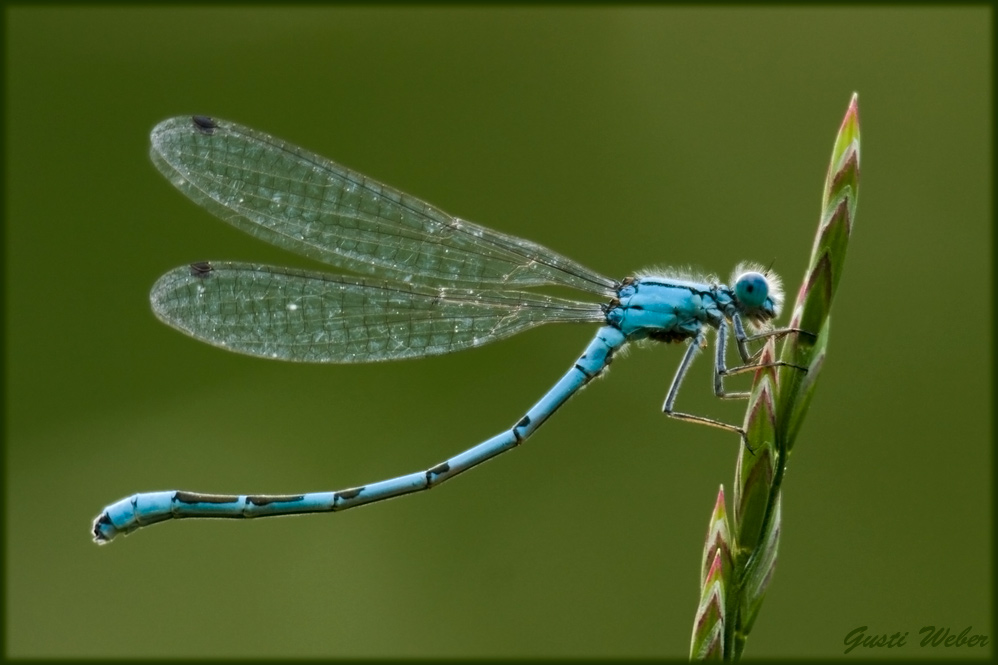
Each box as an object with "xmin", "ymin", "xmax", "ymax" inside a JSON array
[{"xmin": 93, "ymin": 115, "xmax": 807, "ymax": 543}]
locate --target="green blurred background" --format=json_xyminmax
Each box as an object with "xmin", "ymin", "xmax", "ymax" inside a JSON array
[{"xmin": 5, "ymin": 7, "xmax": 990, "ymax": 658}]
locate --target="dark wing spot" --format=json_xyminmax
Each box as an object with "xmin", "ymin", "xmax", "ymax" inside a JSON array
[
  {"xmin": 190, "ymin": 261, "xmax": 213, "ymax": 277},
  {"xmin": 192, "ymin": 115, "xmax": 218, "ymax": 134}
]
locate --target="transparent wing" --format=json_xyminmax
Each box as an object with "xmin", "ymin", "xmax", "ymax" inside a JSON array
[
  {"xmin": 151, "ymin": 262, "xmax": 607, "ymax": 364},
  {"xmin": 150, "ymin": 116, "xmax": 617, "ymax": 295}
]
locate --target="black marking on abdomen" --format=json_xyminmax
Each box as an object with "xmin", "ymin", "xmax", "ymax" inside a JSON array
[
  {"xmin": 192, "ymin": 115, "xmax": 218, "ymax": 133},
  {"xmin": 428, "ymin": 462, "xmax": 450, "ymax": 477},
  {"xmin": 336, "ymin": 487, "xmax": 364, "ymax": 500},
  {"xmin": 247, "ymin": 494, "xmax": 305, "ymax": 506},
  {"xmin": 175, "ymin": 491, "xmax": 239, "ymax": 504},
  {"xmin": 517, "ymin": 415, "xmax": 531, "ymax": 428},
  {"xmin": 92, "ymin": 513, "xmax": 112, "ymax": 538}
]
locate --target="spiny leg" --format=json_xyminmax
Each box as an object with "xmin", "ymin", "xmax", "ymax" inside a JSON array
[
  {"xmin": 662, "ymin": 331, "xmax": 747, "ymax": 441},
  {"xmin": 731, "ymin": 312, "xmax": 815, "ymax": 363},
  {"xmin": 714, "ymin": 319, "xmax": 751, "ymax": 400},
  {"xmin": 715, "ymin": 318, "xmax": 809, "ymax": 400}
]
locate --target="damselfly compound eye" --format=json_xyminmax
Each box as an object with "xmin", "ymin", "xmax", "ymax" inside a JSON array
[{"xmin": 734, "ymin": 271, "xmax": 769, "ymax": 309}]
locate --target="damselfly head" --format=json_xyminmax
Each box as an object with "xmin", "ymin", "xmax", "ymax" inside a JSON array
[{"xmin": 731, "ymin": 261, "xmax": 784, "ymax": 326}]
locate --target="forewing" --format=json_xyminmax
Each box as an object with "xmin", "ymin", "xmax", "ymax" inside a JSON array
[{"xmin": 151, "ymin": 116, "xmax": 616, "ymax": 295}]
